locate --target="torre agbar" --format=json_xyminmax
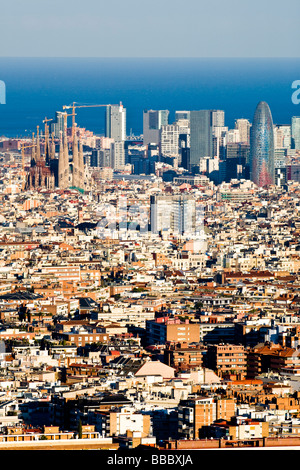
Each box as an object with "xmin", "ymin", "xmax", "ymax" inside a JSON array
[{"xmin": 250, "ymin": 101, "xmax": 275, "ymax": 187}]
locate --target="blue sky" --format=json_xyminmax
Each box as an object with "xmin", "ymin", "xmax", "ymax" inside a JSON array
[{"xmin": 0, "ymin": 0, "xmax": 299, "ymax": 57}]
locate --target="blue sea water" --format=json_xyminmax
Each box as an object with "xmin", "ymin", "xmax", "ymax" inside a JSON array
[{"xmin": 0, "ymin": 57, "xmax": 299, "ymax": 138}]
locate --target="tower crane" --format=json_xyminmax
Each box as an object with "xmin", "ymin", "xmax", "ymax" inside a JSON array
[
  {"xmin": 42, "ymin": 117, "xmax": 53, "ymax": 138},
  {"xmin": 62, "ymin": 102, "xmax": 113, "ymax": 137}
]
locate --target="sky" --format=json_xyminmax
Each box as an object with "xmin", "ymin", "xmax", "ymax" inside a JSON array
[{"xmin": 0, "ymin": 0, "xmax": 299, "ymax": 57}]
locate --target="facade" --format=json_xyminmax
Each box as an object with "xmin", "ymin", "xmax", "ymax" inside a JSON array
[
  {"xmin": 235, "ymin": 118, "xmax": 251, "ymax": 144},
  {"xmin": 105, "ymin": 103, "xmax": 126, "ymax": 142},
  {"xmin": 26, "ymin": 126, "xmax": 56, "ymax": 190},
  {"xmin": 210, "ymin": 419, "xmax": 269, "ymax": 440},
  {"xmin": 250, "ymin": 101, "xmax": 275, "ymax": 187},
  {"xmin": 287, "ymin": 164, "xmax": 300, "ymax": 182},
  {"xmin": 206, "ymin": 344, "xmax": 247, "ymax": 379},
  {"xmin": 164, "ymin": 342, "xmax": 203, "ymax": 371},
  {"xmin": 247, "ymin": 344, "xmax": 296, "ymax": 379},
  {"xmin": 143, "ymin": 109, "xmax": 169, "ymax": 146},
  {"xmin": 111, "ymin": 141, "xmax": 126, "ymax": 170},
  {"xmin": 150, "ymin": 194, "xmax": 197, "ymax": 235},
  {"xmin": 57, "ymin": 126, "xmax": 86, "ymax": 190},
  {"xmin": 211, "ymin": 110, "xmax": 225, "ymax": 128},
  {"xmin": 93, "ymin": 408, "xmax": 151, "ymax": 438},
  {"xmin": 274, "ymin": 124, "xmax": 291, "ymax": 149},
  {"xmin": 225, "ymin": 142, "xmax": 250, "ymax": 182},
  {"xmin": 160, "ymin": 124, "xmax": 180, "ymax": 157},
  {"xmin": 178, "ymin": 397, "xmax": 236, "ymax": 439},
  {"xmin": 145, "ymin": 318, "xmax": 200, "ymax": 346},
  {"xmin": 90, "ymin": 149, "xmax": 112, "ymax": 168},
  {"xmin": 190, "ymin": 110, "xmax": 213, "ymax": 170}
]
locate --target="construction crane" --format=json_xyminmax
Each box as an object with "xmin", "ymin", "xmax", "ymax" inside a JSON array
[
  {"xmin": 42, "ymin": 117, "xmax": 53, "ymax": 138},
  {"xmin": 62, "ymin": 102, "xmax": 112, "ymax": 137}
]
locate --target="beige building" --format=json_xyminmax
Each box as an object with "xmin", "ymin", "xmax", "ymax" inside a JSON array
[
  {"xmin": 178, "ymin": 397, "xmax": 236, "ymax": 439},
  {"xmin": 94, "ymin": 407, "xmax": 151, "ymax": 438}
]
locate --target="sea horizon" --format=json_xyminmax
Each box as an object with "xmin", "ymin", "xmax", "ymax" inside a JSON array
[{"xmin": 0, "ymin": 56, "xmax": 299, "ymax": 138}]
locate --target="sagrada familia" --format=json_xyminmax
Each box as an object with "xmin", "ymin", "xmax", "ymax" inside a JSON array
[{"xmin": 26, "ymin": 121, "xmax": 87, "ymax": 192}]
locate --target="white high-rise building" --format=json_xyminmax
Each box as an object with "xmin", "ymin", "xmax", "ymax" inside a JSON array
[
  {"xmin": 106, "ymin": 103, "xmax": 126, "ymax": 141},
  {"xmin": 111, "ymin": 141, "xmax": 125, "ymax": 170},
  {"xmin": 226, "ymin": 129, "xmax": 240, "ymax": 144},
  {"xmin": 212, "ymin": 126, "xmax": 228, "ymax": 158},
  {"xmin": 274, "ymin": 125, "xmax": 291, "ymax": 149},
  {"xmin": 212, "ymin": 110, "xmax": 225, "ymax": 127},
  {"xmin": 235, "ymin": 119, "xmax": 251, "ymax": 144},
  {"xmin": 160, "ymin": 124, "xmax": 180, "ymax": 157}
]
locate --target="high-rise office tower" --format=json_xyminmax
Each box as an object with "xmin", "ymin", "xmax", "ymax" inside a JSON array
[
  {"xmin": 91, "ymin": 149, "xmax": 112, "ymax": 168},
  {"xmin": 226, "ymin": 129, "xmax": 240, "ymax": 144},
  {"xmin": 190, "ymin": 110, "xmax": 214, "ymax": 171},
  {"xmin": 111, "ymin": 141, "xmax": 126, "ymax": 170},
  {"xmin": 212, "ymin": 110, "xmax": 225, "ymax": 128},
  {"xmin": 235, "ymin": 119, "xmax": 251, "ymax": 144},
  {"xmin": 106, "ymin": 103, "xmax": 126, "ymax": 171},
  {"xmin": 273, "ymin": 124, "xmax": 291, "ymax": 149},
  {"xmin": 250, "ymin": 101, "xmax": 275, "ymax": 187},
  {"xmin": 179, "ymin": 134, "xmax": 190, "ymax": 170},
  {"xmin": 143, "ymin": 109, "xmax": 169, "ymax": 146},
  {"xmin": 160, "ymin": 124, "xmax": 180, "ymax": 157},
  {"xmin": 106, "ymin": 103, "xmax": 126, "ymax": 141},
  {"xmin": 212, "ymin": 126, "xmax": 228, "ymax": 160},
  {"xmin": 225, "ymin": 142, "xmax": 250, "ymax": 182},
  {"xmin": 292, "ymin": 117, "xmax": 300, "ymax": 150}
]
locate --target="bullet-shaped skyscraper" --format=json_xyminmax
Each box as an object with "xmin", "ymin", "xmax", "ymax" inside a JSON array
[{"xmin": 250, "ymin": 101, "xmax": 275, "ymax": 187}]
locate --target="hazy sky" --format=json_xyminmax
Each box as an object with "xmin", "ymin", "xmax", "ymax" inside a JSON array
[{"xmin": 0, "ymin": 0, "xmax": 299, "ymax": 57}]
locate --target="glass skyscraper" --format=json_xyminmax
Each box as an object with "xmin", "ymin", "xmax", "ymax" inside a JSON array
[
  {"xmin": 190, "ymin": 110, "xmax": 213, "ymax": 170},
  {"xmin": 143, "ymin": 109, "xmax": 169, "ymax": 146},
  {"xmin": 250, "ymin": 101, "xmax": 275, "ymax": 187}
]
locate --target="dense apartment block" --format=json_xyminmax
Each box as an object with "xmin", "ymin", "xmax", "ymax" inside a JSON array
[
  {"xmin": 145, "ymin": 317, "xmax": 200, "ymax": 346},
  {"xmin": 205, "ymin": 344, "xmax": 247, "ymax": 379},
  {"xmin": 178, "ymin": 397, "xmax": 236, "ymax": 439}
]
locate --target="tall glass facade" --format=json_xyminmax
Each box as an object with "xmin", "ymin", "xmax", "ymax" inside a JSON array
[
  {"xmin": 190, "ymin": 110, "xmax": 213, "ymax": 170},
  {"xmin": 250, "ymin": 101, "xmax": 275, "ymax": 187}
]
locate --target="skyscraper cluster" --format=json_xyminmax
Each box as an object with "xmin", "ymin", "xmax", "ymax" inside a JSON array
[{"xmin": 25, "ymin": 99, "xmax": 300, "ymax": 192}]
